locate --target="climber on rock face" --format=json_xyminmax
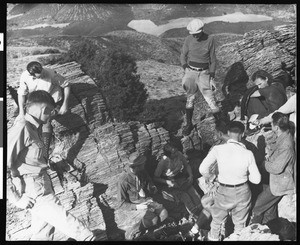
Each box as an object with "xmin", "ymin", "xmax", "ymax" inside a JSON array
[
  {"xmin": 117, "ymin": 152, "xmax": 168, "ymax": 240},
  {"xmin": 15, "ymin": 61, "xmax": 71, "ymax": 161},
  {"xmin": 180, "ymin": 18, "xmax": 220, "ymax": 136},
  {"xmin": 7, "ymin": 90, "xmax": 96, "ymax": 241}
]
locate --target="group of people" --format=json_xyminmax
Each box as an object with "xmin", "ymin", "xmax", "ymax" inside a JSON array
[{"xmin": 7, "ymin": 17, "xmax": 296, "ymax": 241}]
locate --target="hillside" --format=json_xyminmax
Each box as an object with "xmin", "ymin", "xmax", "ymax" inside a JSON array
[{"xmin": 7, "ymin": 4, "xmax": 296, "ymax": 38}]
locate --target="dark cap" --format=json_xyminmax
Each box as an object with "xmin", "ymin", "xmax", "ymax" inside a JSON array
[
  {"xmin": 128, "ymin": 152, "xmax": 146, "ymax": 167},
  {"xmin": 228, "ymin": 121, "xmax": 245, "ymax": 133}
]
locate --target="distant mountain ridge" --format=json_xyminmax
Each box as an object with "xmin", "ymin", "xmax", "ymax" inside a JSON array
[{"xmin": 7, "ymin": 4, "xmax": 295, "ymax": 38}]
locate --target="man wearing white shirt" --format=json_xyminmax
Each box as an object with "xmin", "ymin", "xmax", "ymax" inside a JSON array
[{"xmin": 199, "ymin": 121, "xmax": 261, "ymax": 241}]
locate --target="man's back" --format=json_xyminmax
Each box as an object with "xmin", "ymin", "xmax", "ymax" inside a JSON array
[{"xmin": 200, "ymin": 139, "xmax": 261, "ymax": 185}]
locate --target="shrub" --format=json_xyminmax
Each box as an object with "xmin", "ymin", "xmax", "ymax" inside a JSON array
[
  {"xmin": 64, "ymin": 41, "xmax": 148, "ymax": 122},
  {"xmin": 96, "ymin": 49, "xmax": 148, "ymax": 122}
]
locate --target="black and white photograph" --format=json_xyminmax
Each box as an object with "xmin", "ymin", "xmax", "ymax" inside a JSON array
[{"xmin": 5, "ymin": 3, "xmax": 297, "ymax": 241}]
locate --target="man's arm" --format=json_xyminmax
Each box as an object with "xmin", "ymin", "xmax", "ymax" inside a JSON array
[
  {"xmin": 17, "ymin": 94, "xmax": 26, "ymax": 116},
  {"xmin": 265, "ymin": 145, "xmax": 294, "ymax": 175},
  {"xmin": 179, "ymin": 152, "xmax": 193, "ymax": 183},
  {"xmin": 117, "ymin": 178, "xmax": 139, "ymax": 211},
  {"xmin": 180, "ymin": 38, "xmax": 189, "ymax": 69},
  {"xmin": 199, "ymin": 147, "xmax": 217, "ymax": 179},
  {"xmin": 248, "ymin": 152, "xmax": 261, "ymax": 184},
  {"xmin": 58, "ymin": 85, "xmax": 70, "ymax": 115}
]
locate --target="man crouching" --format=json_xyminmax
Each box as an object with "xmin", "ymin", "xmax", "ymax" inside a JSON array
[{"xmin": 117, "ymin": 152, "xmax": 168, "ymax": 240}]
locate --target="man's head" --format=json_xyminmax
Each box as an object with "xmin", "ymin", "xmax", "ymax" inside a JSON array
[
  {"xmin": 251, "ymin": 70, "xmax": 274, "ymax": 88},
  {"xmin": 215, "ymin": 120, "xmax": 230, "ymax": 142},
  {"xmin": 128, "ymin": 152, "xmax": 146, "ymax": 174},
  {"xmin": 271, "ymin": 112, "xmax": 290, "ymax": 134},
  {"xmin": 163, "ymin": 142, "xmax": 177, "ymax": 158},
  {"xmin": 187, "ymin": 19, "xmax": 204, "ymax": 38},
  {"xmin": 27, "ymin": 61, "xmax": 43, "ymax": 78},
  {"xmin": 227, "ymin": 121, "xmax": 245, "ymax": 141},
  {"xmin": 26, "ymin": 90, "xmax": 56, "ymax": 124}
]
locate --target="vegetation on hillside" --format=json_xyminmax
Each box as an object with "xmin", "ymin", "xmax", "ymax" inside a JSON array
[{"xmin": 60, "ymin": 40, "xmax": 148, "ymax": 122}]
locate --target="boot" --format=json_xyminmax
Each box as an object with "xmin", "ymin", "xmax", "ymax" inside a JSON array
[
  {"xmin": 42, "ymin": 132, "xmax": 52, "ymax": 161},
  {"xmin": 182, "ymin": 108, "xmax": 194, "ymax": 136}
]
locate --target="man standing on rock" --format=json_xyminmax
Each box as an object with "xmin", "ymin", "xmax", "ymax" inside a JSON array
[
  {"xmin": 16, "ymin": 61, "xmax": 70, "ymax": 160},
  {"xmin": 249, "ymin": 112, "xmax": 295, "ymax": 225},
  {"xmin": 7, "ymin": 90, "xmax": 95, "ymax": 241},
  {"xmin": 117, "ymin": 152, "xmax": 168, "ymax": 240},
  {"xmin": 199, "ymin": 121, "xmax": 261, "ymax": 241},
  {"xmin": 180, "ymin": 18, "xmax": 219, "ymax": 136}
]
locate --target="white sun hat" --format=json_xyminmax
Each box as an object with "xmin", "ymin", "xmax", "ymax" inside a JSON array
[{"xmin": 187, "ymin": 19, "xmax": 204, "ymax": 34}]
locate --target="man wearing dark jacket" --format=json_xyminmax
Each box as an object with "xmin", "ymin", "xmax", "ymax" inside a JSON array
[
  {"xmin": 117, "ymin": 152, "xmax": 168, "ymax": 240},
  {"xmin": 180, "ymin": 18, "xmax": 219, "ymax": 136}
]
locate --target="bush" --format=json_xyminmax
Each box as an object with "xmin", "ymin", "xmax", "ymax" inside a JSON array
[
  {"xmin": 64, "ymin": 41, "xmax": 148, "ymax": 122},
  {"xmin": 96, "ymin": 49, "xmax": 148, "ymax": 122}
]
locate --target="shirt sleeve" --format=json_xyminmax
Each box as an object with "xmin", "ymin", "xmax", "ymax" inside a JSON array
[
  {"xmin": 247, "ymin": 152, "xmax": 261, "ymax": 184},
  {"xmin": 209, "ymin": 36, "xmax": 217, "ymax": 74},
  {"xmin": 17, "ymin": 72, "xmax": 29, "ymax": 96},
  {"xmin": 7, "ymin": 121, "xmax": 28, "ymax": 177},
  {"xmin": 180, "ymin": 37, "xmax": 189, "ymax": 67},
  {"xmin": 117, "ymin": 176, "xmax": 137, "ymax": 211},
  {"xmin": 199, "ymin": 146, "xmax": 217, "ymax": 176},
  {"xmin": 277, "ymin": 94, "xmax": 296, "ymax": 115},
  {"xmin": 265, "ymin": 145, "xmax": 294, "ymax": 175}
]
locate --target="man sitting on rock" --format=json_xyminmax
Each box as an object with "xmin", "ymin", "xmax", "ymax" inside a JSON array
[
  {"xmin": 249, "ymin": 112, "xmax": 295, "ymax": 225},
  {"xmin": 200, "ymin": 121, "xmax": 261, "ymax": 241},
  {"xmin": 240, "ymin": 70, "xmax": 287, "ymax": 135},
  {"xmin": 16, "ymin": 61, "xmax": 71, "ymax": 161},
  {"xmin": 117, "ymin": 152, "xmax": 168, "ymax": 240},
  {"xmin": 7, "ymin": 90, "xmax": 96, "ymax": 241}
]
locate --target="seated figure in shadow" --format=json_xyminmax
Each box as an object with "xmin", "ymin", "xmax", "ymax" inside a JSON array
[
  {"xmin": 240, "ymin": 70, "xmax": 287, "ymax": 135},
  {"xmin": 117, "ymin": 152, "xmax": 168, "ymax": 240},
  {"xmin": 153, "ymin": 142, "xmax": 202, "ymax": 221}
]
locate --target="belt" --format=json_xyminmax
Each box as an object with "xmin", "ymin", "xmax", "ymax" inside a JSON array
[
  {"xmin": 188, "ymin": 65, "xmax": 207, "ymax": 72},
  {"xmin": 219, "ymin": 182, "xmax": 247, "ymax": 188}
]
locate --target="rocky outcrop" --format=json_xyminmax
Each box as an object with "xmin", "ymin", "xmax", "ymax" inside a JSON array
[
  {"xmin": 216, "ymin": 24, "xmax": 296, "ymax": 88},
  {"xmin": 224, "ymin": 224, "xmax": 279, "ymax": 241},
  {"xmin": 6, "ymin": 61, "xmax": 174, "ymax": 240}
]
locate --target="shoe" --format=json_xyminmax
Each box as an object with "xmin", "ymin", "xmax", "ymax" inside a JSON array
[{"xmin": 182, "ymin": 123, "xmax": 194, "ymax": 136}]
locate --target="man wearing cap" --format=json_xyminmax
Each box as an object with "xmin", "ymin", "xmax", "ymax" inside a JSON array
[
  {"xmin": 199, "ymin": 121, "xmax": 261, "ymax": 241},
  {"xmin": 180, "ymin": 18, "xmax": 219, "ymax": 136},
  {"xmin": 16, "ymin": 61, "xmax": 71, "ymax": 161},
  {"xmin": 117, "ymin": 152, "xmax": 168, "ymax": 240},
  {"xmin": 7, "ymin": 90, "xmax": 95, "ymax": 241}
]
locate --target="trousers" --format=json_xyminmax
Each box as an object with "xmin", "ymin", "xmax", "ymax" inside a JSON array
[
  {"xmin": 23, "ymin": 171, "xmax": 94, "ymax": 241},
  {"xmin": 209, "ymin": 183, "xmax": 251, "ymax": 240},
  {"xmin": 182, "ymin": 68, "xmax": 218, "ymax": 110}
]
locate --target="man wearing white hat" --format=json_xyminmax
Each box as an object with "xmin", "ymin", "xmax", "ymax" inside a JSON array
[
  {"xmin": 180, "ymin": 18, "xmax": 219, "ymax": 136},
  {"xmin": 117, "ymin": 152, "xmax": 168, "ymax": 240}
]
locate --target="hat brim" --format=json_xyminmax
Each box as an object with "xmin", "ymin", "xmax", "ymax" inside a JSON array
[{"xmin": 189, "ymin": 29, "xmax": 203, "ymax": 35}]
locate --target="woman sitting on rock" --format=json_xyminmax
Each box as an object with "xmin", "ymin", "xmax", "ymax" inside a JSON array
[{"xmin": 153, "ymin": 142, "xmax": 202, "ymax": 221}]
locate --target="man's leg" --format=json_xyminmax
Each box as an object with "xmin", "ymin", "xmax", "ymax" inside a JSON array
[
  {"xmin": 186, "ymin": 186, "xmax": 202, "ymax": 211},
  {"xmin": 30, "ymin": 212, "xmax": 55, "ymax": 241},
  {"xmin": 197, "ymin": 71, "xmax": 219, "ymax": 113},
  {"xmin": 42, "ymin": 120, "xmax": 53, "ymax": 160},
  {"xmin": 249, "ymin": 185, "xmax": 282, "ymax": 225},
  {"xmin": 231, "ymin": 184, "xmax": 252, "ymax": 233},
  {"xmin": 182, "ymin": 69, "xmax": 198, "ymax": 136},
  {"xmin": 31, "ymin": 193, "xmax": 95, "ymax": 241}
]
